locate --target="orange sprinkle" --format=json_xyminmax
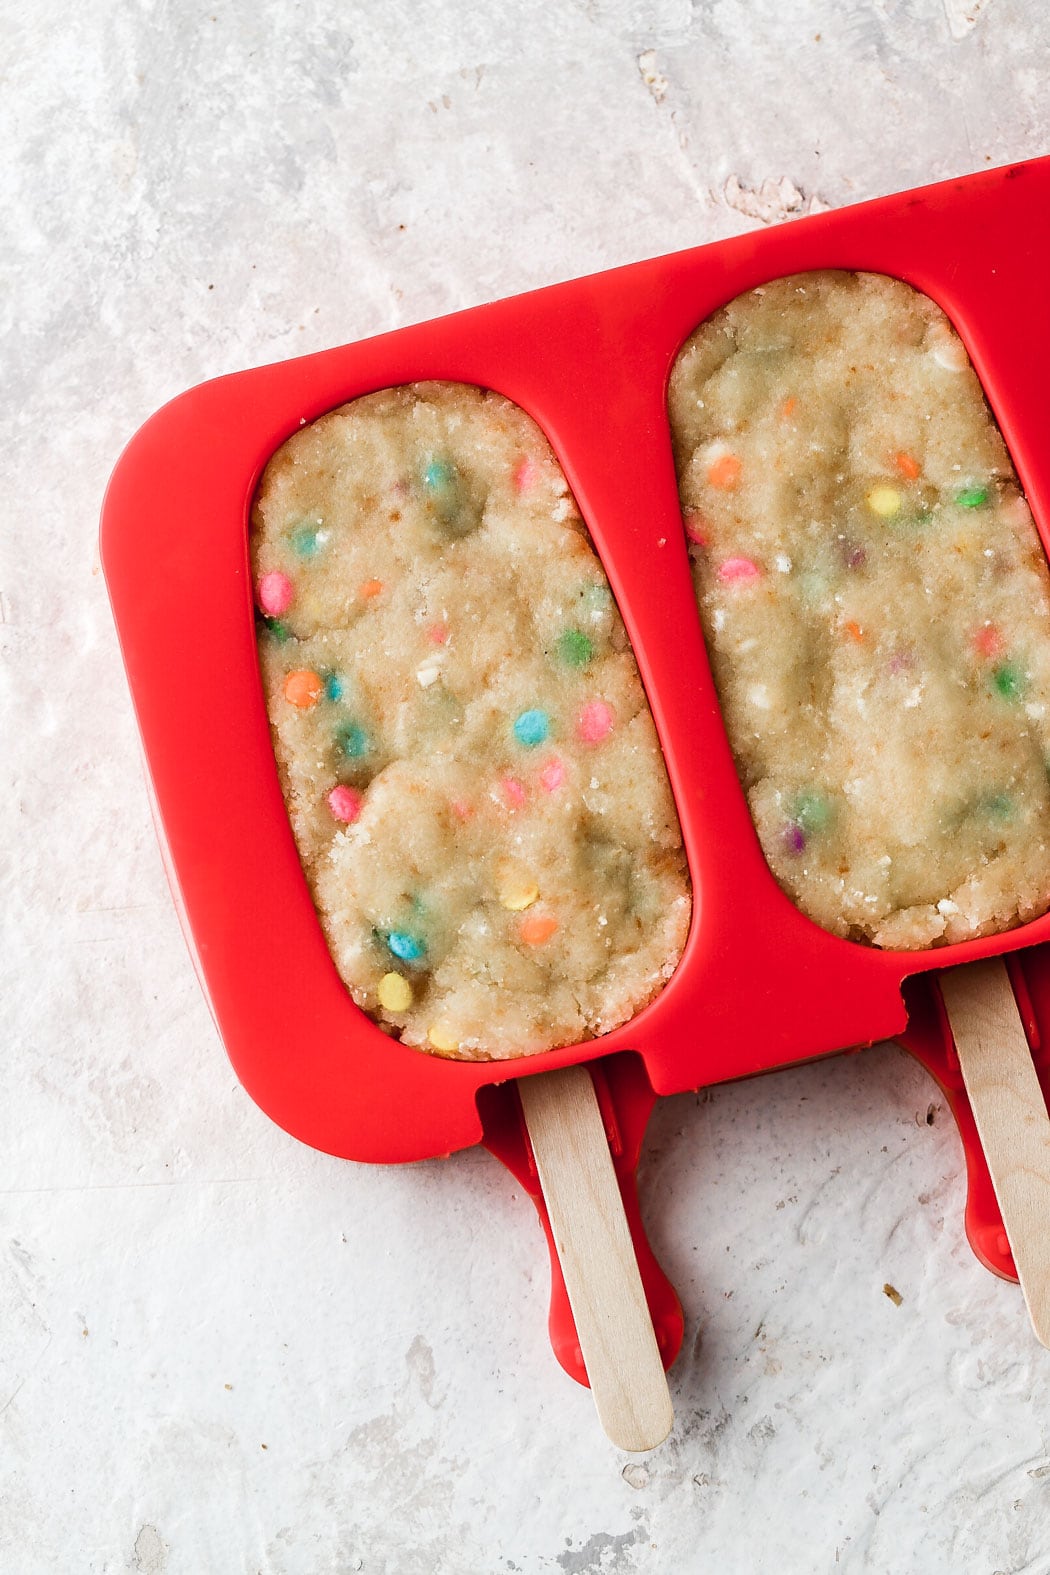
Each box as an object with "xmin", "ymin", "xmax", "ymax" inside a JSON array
[
  {"xmin": 500, "ymin": 777, "xmax": 527, "ymax": 810},
  {"xmin": 707, "ymin": 453, "xmax": 741, "ymax": 490},
  {"xmin": 519, "ymin": 913, "xmax": 559, "ymax": 947},
  {"xmin": 359, "ymin": 578, "xmax": 384, "ymax": 600},
  {"xmin": 972, "ymin": 623, "xmax": 1005, "ymax": 658},
  {"xmin": 842, "ymin": 620, "xmax": 865, "ymax": 644},
  {"xmin": 780, "ymin": 396, "xmax": 797, "ymax": 419},
  {"xmin": 450, "ymin": 798, "xmax": 474, "ymax": 822},
  {"xmin": 893, "ymin": 451, "xmax": 921, "ymax": 481},
  {"xmin": 283, "ymin": 669, "xmax": 323, "ymax": 709}
]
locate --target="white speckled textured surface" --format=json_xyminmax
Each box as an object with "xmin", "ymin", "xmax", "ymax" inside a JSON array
[{"xmin": 6, "ymin": 2, "xmax": 1050, "ymax": 1570}]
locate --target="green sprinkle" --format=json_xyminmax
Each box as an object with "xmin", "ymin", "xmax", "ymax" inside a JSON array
[
  {"xmin": 791, "ymin": 790, "xmax": 834, "ymax": 835},
  {"xmin": 259, "ymin": 615, "xmax": 291, "ymax": 643},
  {"xmin": 991, "ymin": 661, "xmax": 1026, "ymax": 702},
  {"xmin": 336, "ymin": 721, "xmax": 369, "ymax": 757},
  {"xmin": 557, "ymin": 629, "xmax": 594, "ymax": 668},
  {"xmin": 957, "ymin": 486, "xmax": 990, "ymax": 509}
]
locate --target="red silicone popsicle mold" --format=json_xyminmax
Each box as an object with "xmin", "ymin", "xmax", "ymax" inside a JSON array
[{"xmin": 102, "ymin": 158, "xmax": 1050, "ymax": 1385}]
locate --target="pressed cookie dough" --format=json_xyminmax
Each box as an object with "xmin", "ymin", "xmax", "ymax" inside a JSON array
[
  {"xmin": 253, "ymin": 382, "xmax": 690, "ymax": 1058},
  {"xmin": 670, "ymin": 270, "xmax": 1050, "ymax": 950}
]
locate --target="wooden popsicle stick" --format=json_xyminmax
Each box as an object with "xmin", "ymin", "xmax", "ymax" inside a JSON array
[
  {"xmin": 940, "ymin": 956, "xmax": 1050, "ymax": 1347},
  {"xmin": 517, "ymin": 1064, "xmax": 674, "ymax": 1451}
]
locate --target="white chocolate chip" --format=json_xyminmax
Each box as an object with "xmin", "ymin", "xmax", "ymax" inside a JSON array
[{"xmin": 932, "ymin": 338, "xmax": 969, "ymax": 372}]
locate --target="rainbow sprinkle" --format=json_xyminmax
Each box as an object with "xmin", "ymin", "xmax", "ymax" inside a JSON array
[
  {"xmin": 258, "ymin": 570, "xmax": 293, "ymax": 617},
  {"xmin": 378, "ymin": 972, "xmax": 413, "ymax": 1011},
  {"xmin": 539, "ymin": 757, "xmax": 566, "ymax": 793},
  {"xmin": 718, "ymin": 556, "xmax": 762, "ymax": 584},
  {"xmin": 576, "ymin": 700, "xmax": 614, "ymax": 744},
  {"xmin": 500, "ymin": 777, "xmax": 527, "ymax": 809},
  {"xmin": 290, "ymin": 521, "xmax": 326, "ymax": 557},
  {"xmin": 991, "ymin": 661, "xmax": 1026, "ymax": 702},
  {"xmin": 327, "ymin": 785, "xmax": 363, "ymax": 823},
  {"xmin": 335, "ymin": 721, "xmax": 369, "ymax": 757},
  {"xmin": 387, "ymin": 930, "xmax": 426, "ymax": 963},
  {"xmin": 513, "ymin": 708, "xmax": 551, "ymax": 747},
  {"xmin": 557, "ymin": 630, "xmax": 594, "ymax": 668},
  {"xmin": 791, "ymin": 790, "xmax": 833, "ymax": 835},
  {"xmin": 867, "ymin": 485, "xmax": 901, "ymax": 519},
  {"xmin": 283, "ymin": 670, "xmax": 323, "ymax": 709}
]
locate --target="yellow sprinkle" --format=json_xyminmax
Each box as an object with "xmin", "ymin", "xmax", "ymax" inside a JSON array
[
  {"xmin": 867, "ymin": 484, "xmax": 901, "ymax": 518},
  {"xmin": 377, "ymin": 972, "xmax": 413, "ymax": 1012},
  {"xmin": 500, "ymin": 879, "xmax": 539, "ymax": 912},
  {"xmin": 428, "ymin": 1022, "xmax": 459, "ymax": 1052}
]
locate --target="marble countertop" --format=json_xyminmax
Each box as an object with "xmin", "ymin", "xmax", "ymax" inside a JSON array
[{"xmin": 6, "ymin": 1, "xmax": 1050, "ymax": 1570}]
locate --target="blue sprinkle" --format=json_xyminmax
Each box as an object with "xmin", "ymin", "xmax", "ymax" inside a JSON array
[
  {"xmin": 513, "ymin": 708, "xmax": 550, "ymax": 748},
  {"xmin": 336, "ymin": 722, "xmax": 368, "ymax": 758},
  {"xmin": 388, "ymin": 931, "xmax": 426, "ymax": 963},
  {"xmin": 324, "ymin": 673, "xmax": 344, "ymax": 701},
  {"xmin": 290, "ymin": 521, "xmax": 324, "ymax": 557},
  {"xmin": 423, "ymin": 459, "xmax": 454, "ymax": 491}
]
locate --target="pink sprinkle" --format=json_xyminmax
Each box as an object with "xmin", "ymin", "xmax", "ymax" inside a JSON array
[
  {"xmin": 683, "ymin": 509, "xmax": 709, "ymax": 546},
  {"xmin": 539, "ymin": 757, "xmax": 566, "ymax": 793},
  {"xmin": 500, "ymin": 777, "xmax": 527, "ymax": 809},
  {"xmin": 513, "ymin": 456, "xmax": 538, "ymax": 493},
  {"xmin": 327, "ymin": 785, "xmax": 363, "ymax": 824},
  {"xmin": 451, "ymin": 798, "xmax": 474, "ymax": 822},
  {"xmin": 717, "ymin": 556, "xmax": 761, "ymax": 585},
  {"xmin": 258, "ymin": 570, "xmax": 293, "ymax": 616},
  {"xmin": 887, "ymin": 648, "xmax": 915, "ymax": 675},
  {"xmin": 576, "ymin": 700, "xmax": 614, "ymax": 744},
  {"xmin": 427, "ymin": 622, "xmax": 450, "ymax": 645}
]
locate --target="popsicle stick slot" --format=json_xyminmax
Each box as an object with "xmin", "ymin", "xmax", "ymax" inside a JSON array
[
  {"xmin": 517, "ymin": 1065, "xmax": 674, "ymax": 1451},
  {"xmin": 940, "ymin": 957, "xmax": 1050, "ymax": 1347}
]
